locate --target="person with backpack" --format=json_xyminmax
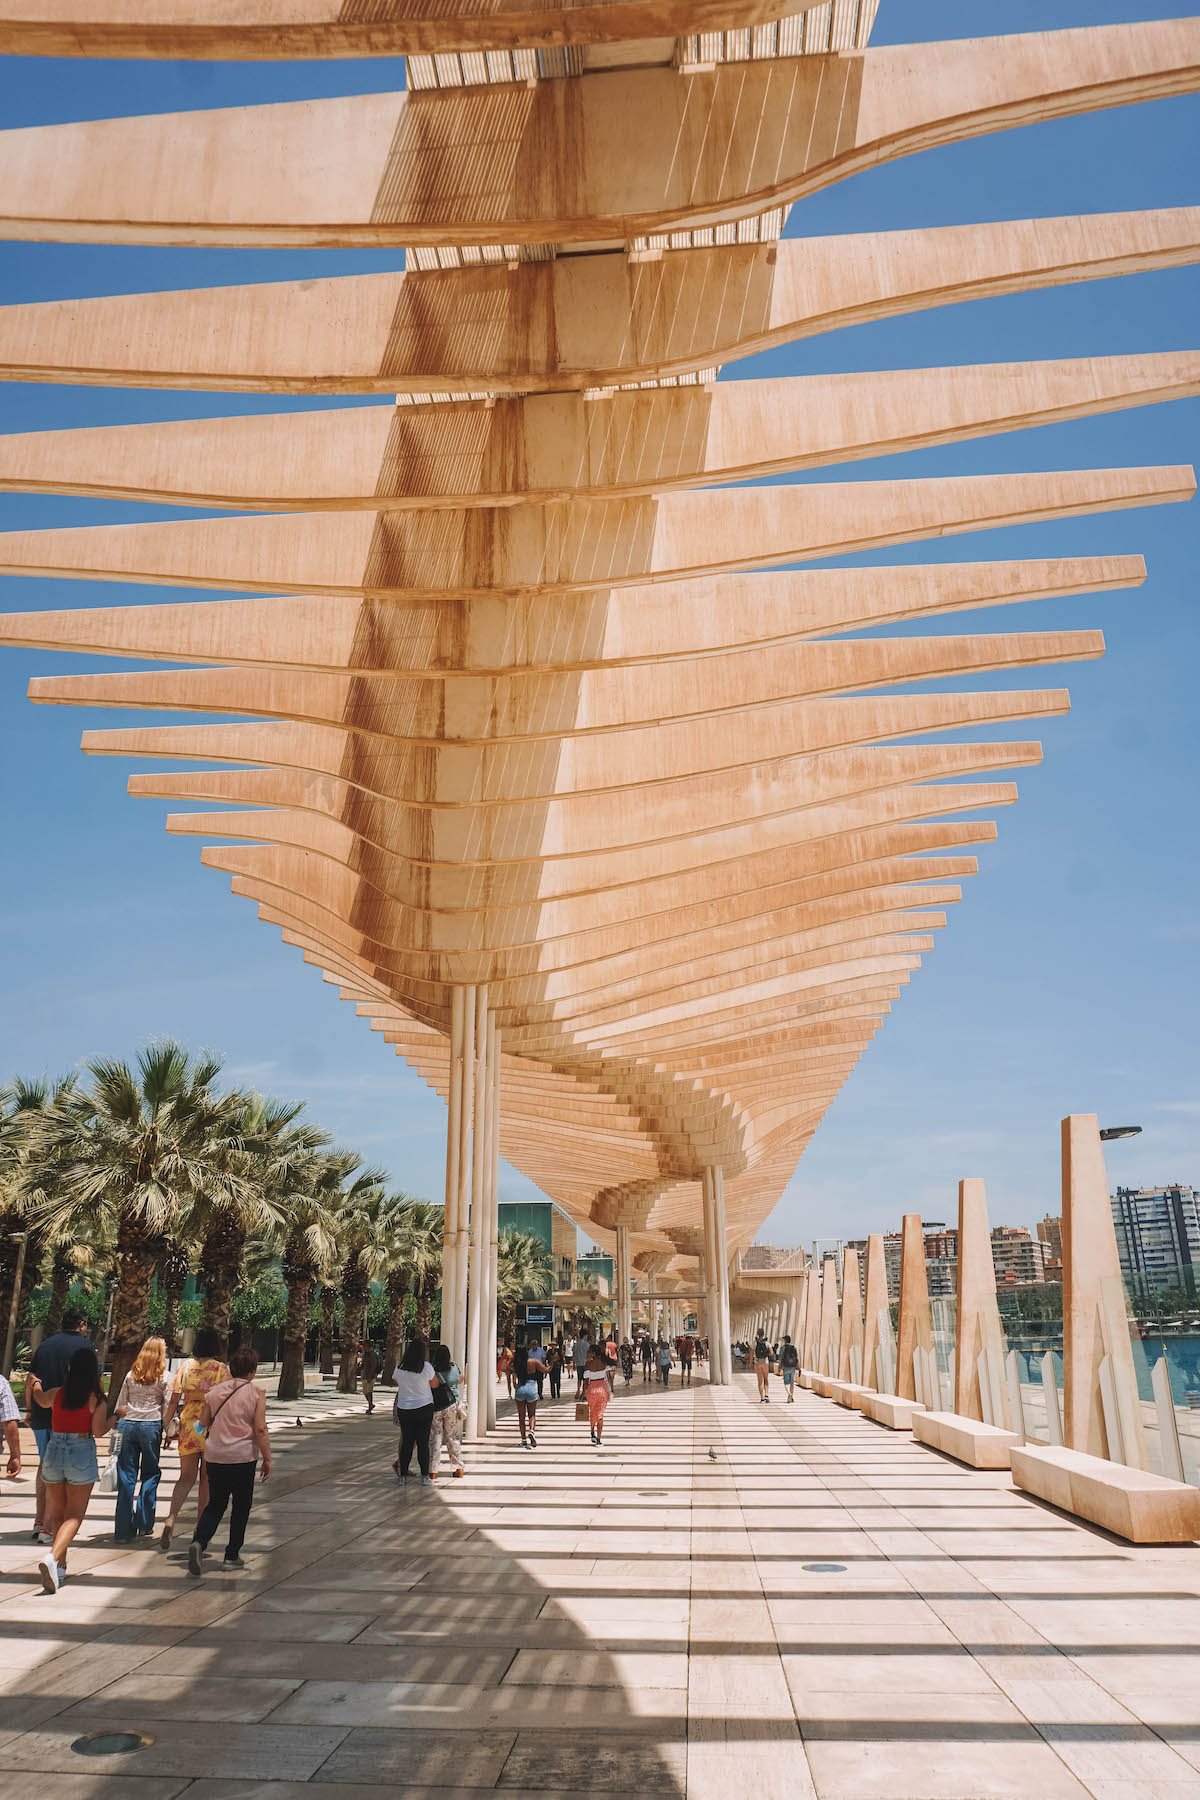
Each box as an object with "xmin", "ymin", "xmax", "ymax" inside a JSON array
[
  {"xmin": 754, "ymin": 1332, "xmax": 772, "ymax": 1401},
  {"xmin": 656, "ymin": 1336, "xmax": 673, "ymax": 1388},
  {"xmin": 428, "ymin": 1342, "xmax": 464, "ymax": 1478},
  {"xmin": 678, "ymin": 1334, "xmax": 694, "ymax": 1386},
  {"xmin": 778, "ymin": 1334, "xmax": 800, "ymax": 1402}
]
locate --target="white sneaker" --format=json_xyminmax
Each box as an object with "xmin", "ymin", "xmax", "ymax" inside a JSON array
[{"xmin": 37, "ymin": 1554, "xmax": 59, "ymax": 1594}]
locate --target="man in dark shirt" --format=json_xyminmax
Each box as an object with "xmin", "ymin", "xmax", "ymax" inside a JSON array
[{"xmin": 28, "ymin": 1310, "xmax": 91, "ymax": 1543}]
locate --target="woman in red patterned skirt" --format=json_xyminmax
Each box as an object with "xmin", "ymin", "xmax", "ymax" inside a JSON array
[{"xmin": 583, "ymin": 1346, "xmax": 615, "ymax": 1447}]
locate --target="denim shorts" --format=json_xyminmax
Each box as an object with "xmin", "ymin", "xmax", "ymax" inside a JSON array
[
  {"xmin": 33, "ymin": 1426, "xmax": 52, "ymax": 1460},
  {"xmin": 40, "ymin": 1431, "xmax": 99, "ymax": 1485}
]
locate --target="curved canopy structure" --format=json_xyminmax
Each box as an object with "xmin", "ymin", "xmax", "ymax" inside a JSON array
[{"xmin": 0, "ymin": 2, "xmax": 1196, "ymax": 1412}]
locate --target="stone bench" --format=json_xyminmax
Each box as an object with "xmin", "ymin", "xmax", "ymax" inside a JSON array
[
  {"xmin": 859, "ymin": 1392, "xmax": 925, "ymax": 1430},
  {"xmin": 809, "ymin": 1372, "xmax": 837, "ymax": 1397},
  {"xmin": 1011, "ymin": 1443, "xmax": 1200, "ymax": 1544},
  {"xmin": 912, "ymin": 1409, "xmax": 1020, "ymax": 1469},
  {"xmin": 830, "ymin": 1381, "xmax": 873, "ymax": 1409},
  {"xmin": 798, "ymin": 1368, "xmax": 817, "ymax": 1389}
]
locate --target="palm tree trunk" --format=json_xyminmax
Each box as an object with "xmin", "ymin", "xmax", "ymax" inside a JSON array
[
  {"xmin": 415, "ymin": 1272, "xmax": 436, "ymax": 1342},
  {"xmin": 318, "ymin": 1286, "xmax": 337, "ymax": 1375},
  {"xmin": 159, "ymin": 1242, "xmax": 191, "ymax": 1356},
  {"xmin": 336, "ymin": 1278, "xmax": 367, "ymax": 1392},
  {"xmin": 199, "ymin": 1215, "xmax": 247, "ymax": 1358},
  {"xmin": 18, "ymin": 1229, "xmax": 43, "ymax": 1333},
  {"xmin": 46, "ymin": 1247, "xmax": 74, "ymax": 1334},
  {"xmin": 277, "ymin": 1272, "xmax": 314, "ymax": 1402},
  {"xmin": 108, "ymin": 1244, "xmax": 156, "ymax": 1397},
  {"xmin": 381, "ymin": 1273, "xmax": 410, "ymax": 1384}
]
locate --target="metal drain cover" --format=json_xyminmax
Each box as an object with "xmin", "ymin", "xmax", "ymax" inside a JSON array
[
  {"xmin": 72, "ymin": 1732, "xmax": 153, "ymax": 1757},
  {"xmin": 801, "ymin": 1562, "xmax": 847, "ymax": 1573}
]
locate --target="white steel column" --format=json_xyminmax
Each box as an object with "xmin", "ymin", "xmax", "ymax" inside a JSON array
[
  {"xmin": 450, "ymin": 984, "xmax": 476, "ymax": 1367},
  {"xmin": 713, "ymin": 1166, "xmax": 732, "ymax": 1385},
  {"xmin": 616, "ymin": 1224, "xmax": 632, "ymax": 1342},
  {"xmin": 483, "ymin": 1016, "xmax": 501, "ymax": 1432},
  {"xmin": 465, "ymin": 984, "xmax": 490, "ymax": 1439},
  {"xmin": 441, "ymin": 986, "xmax": 466, "ymax": 1366},
  {"xmin": 702, "ymin": 1167, "xmax": 723, "ymax": 1384}
]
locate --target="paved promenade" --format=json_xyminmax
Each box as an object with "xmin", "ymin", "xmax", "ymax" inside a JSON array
[{"xmin": 2, "ymin": 1372, "xmax": 1200, "ymax": 1799}]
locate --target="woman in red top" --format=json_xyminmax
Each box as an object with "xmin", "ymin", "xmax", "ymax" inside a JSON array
[{"xmin": 29, "ymin": 1343, "xmax": 108, "ymax": 1594}]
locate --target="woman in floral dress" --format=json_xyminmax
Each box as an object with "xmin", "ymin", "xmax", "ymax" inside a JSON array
[{"xmin": 159, "ymin": 1328, "xmax": 230, "ymax": 1550}]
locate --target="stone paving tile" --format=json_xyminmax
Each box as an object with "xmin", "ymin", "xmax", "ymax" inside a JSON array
[
  {"xmin": 2, "ymin": 1718, "xmax": 351, "ymax": 1780},
  {"xmin": 4, "ymin": 1372, "xmax": 1200, "ymax": 1796}
]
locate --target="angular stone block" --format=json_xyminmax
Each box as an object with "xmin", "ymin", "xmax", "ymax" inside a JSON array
[
  {"xmin": 810, "ymin": 1373, "xmax": 836, "ymax": 1397},
  {"xmin": 860, "ymin": 1392, "xmax": 925, "ymax": 1430},
  {"xmin": 829, "ymin": 1381, "xmax": 873, "ymax": 1409},
  {"xmin": 912, "ymin": 1409, "xmax": 1020, "ymax": 1469},
  {"xmin": 798, "ymin": 1369, "xmax": 817, "ymax": 1389},
  {"xmin": 1010, "ymin": 1443, "xmax": 1200, "ymax": 1544}
]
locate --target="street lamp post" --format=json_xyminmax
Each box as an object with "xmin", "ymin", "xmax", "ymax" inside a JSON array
[{"xmin": 2, "ymin": 1233, "xmax": 28, "ymax": 1378}]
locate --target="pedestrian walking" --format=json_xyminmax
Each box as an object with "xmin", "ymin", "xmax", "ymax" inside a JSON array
[
  {"xmin": 583, "ymin": 1346, "xmax": 615, "ymax": 1446},
  {"xmin": 498, "ymin": 1341, "xmax": 514, "ymax": 1396},
  {"xmin": 360, "ymin": 1342, "xmax": 378, "ymax": 1413},
  {"xmin": 573, "ymin": 1330, "xmax": 590, "ymax": 1398},
  {"xmin": 640, "ymin": 1333, "xmax": 654, "ymax": 1382},
  {"xmin": 392, "ymin": 1335, "xmax": 437, "ymax": 1486},
  {"xmin": 30, "ymin": 1343, "xmax": 109, "ymax": 1594},
  {"xmin": 754, "ymin": 1332, "xmax": 772, "ymax": 1401},
  {"xmin": 187, "ymin": 1345, "xmax": 272, "ymax": 1574},
  {"xmin": 0, "ymin": 1371, "xmax": 21, "ymax": 1480},
  {"xmin": 26, "ymin": 1308, "xmax": 90, "ymax": 1546},
  {"xmin": 619, "ymin": 1339, "xmax": 634, "ymax": 1385},
  {"xmin": 112, "ymin": 1335, "xmax": 169, "ymax": 1541},
  {"xmin": 513, "ymin": 1336, "xmax": 546, "ymax": 1448},
  {"xmin": 657, "ymin": 1337, "xmax": 673, "ymax": 1388},
  {"xmin": 428, "ymin": 1342, "xmax": 465, "ymax": 1479},
  {"xmin": 779, "ymin": 1335, "xmax": 799, "ymax": 1402},
  {"xmin": 679, "ymin": 1334, "xmax": 694, "ymax": 1385},
  {"xmin": 546, "ymin": 1337, "xmax": 564, "ymax": 1400},
  {"xmin": 159, "ymin": 1328, "xmax": 230, "ymax": 1551}
]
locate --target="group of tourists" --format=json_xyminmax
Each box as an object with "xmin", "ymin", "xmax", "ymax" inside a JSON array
[
  {"xmin": 10, "ymin": 1310, "xmax": 273, "ymax": 1594},
  {"xmin": 5, "ymin": 1311, "xmax": 724, "ymax": 1570},
  {"xmin": 739, "ymin": 1332, "xmax": 801, "ymax": 1402}
]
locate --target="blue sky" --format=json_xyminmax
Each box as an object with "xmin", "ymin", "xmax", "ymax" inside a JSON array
[{"xmin": 0, "ymin": 0, "xmax": 1197, "ymax": 1247}]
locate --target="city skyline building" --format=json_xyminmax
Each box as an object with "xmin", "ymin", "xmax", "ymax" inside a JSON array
[{"xmin": 1112, "ymin": 1184, "xmax": 1200, "ymax": 1299}]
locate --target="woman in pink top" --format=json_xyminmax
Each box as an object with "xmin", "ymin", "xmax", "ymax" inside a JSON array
[{"xmin": 186, "ymin": 1344, "xmax": 271, "ymax": 1576}]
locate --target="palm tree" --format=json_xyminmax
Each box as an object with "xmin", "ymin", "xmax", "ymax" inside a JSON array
[
  {"xmin": 275, "ymin": 1151, "xmax": 373, "ymax": 1401},
  {"xmin": 24, "ymin": 1042, "xmax": 248, "ymax": 1394},
  {"xmin": 332, "ymin": 1180, "xmax": 389, "ymax": 1392},
  {"xmin": 496, "ymin": 1227, "xmax": 551, "ymax": 1347},
  {"xmin": 318, "ymin": 1283, "xmax": 338, "ymax": 1375},
  {"xmin": 158, "ymin": 1235, "xmax": 195, "ymax": 1355},
  {"xmin": 189, "ymin": 1093, "xmax": 324, "ymax": 1356},
  {"xmin": 377, "ymin": 1197, "xmax": 441, "ymax": 1381},
  {"xmin": 0, "ymin": 1076, "xmax": 79, "ymax": 1339}
]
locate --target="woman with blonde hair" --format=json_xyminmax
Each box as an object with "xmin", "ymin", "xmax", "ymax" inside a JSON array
[
  {"xmin": 159, "ymin": 1328, "xmax": 229, "ymax": 1550},
  {"xmin": 113, "ymin": 1335, "xmax": 169, "ymax": 1542}
]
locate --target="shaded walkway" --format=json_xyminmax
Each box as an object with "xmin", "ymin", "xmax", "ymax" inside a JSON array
[{"xmin": 1, "ymin": 1371, "xmax": 1199, "ymax": 1797}]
